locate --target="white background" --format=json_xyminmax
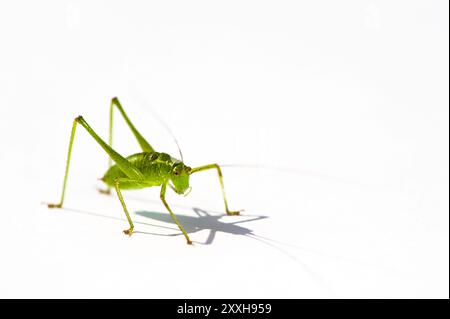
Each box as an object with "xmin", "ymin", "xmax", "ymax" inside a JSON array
[{"xmin": 0, "ymin": 1, "xmax": 448, "ymax": 298}]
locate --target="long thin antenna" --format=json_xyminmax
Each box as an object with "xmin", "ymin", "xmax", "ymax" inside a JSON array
[
  {"xmin": 129, "ymin": 85, "xmax": 184, "ymax": 162},
  {"xmin": 146, "ymin": 105, "xmax": 184, "ymax": 162}
]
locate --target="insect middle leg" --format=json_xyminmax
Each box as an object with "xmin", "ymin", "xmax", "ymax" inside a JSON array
[{"xmin": 114, "ymin": 178, "xmax": 134, "ymax": 235}]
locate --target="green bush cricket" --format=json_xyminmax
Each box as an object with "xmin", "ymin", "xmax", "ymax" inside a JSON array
[{"xmin": 46, "ymin": 97, "xmax": 242, "ymax": 245}]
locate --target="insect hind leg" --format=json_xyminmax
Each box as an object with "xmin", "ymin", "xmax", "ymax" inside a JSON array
[
  {"xmin": 99, "ymin": 97, "xmax": 155, "ymax": 195},
  {"xmin": 46, "ymin": 116, "xmax": 143, "ymax": 209}
]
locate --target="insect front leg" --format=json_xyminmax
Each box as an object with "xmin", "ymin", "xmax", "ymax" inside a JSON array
[
  {"xmin": 160, "ymin": 183, "xmax": 192, "ymax": 245},
  {"xmin": 190, "ymin": 164, "xmax": 243, "ymax": 216}
]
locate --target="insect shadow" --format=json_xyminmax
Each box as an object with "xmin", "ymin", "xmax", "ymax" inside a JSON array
[
  {"xmin": 134, "ymin": 208, "xmax": 268, "ymax": 245},
  {"xmin": 63, "ymin": 204, "xmax": 334, "ymax": 294},
  {"xmin": 134, "ymin": 206, "xmax": 334, "ymax": 294}
]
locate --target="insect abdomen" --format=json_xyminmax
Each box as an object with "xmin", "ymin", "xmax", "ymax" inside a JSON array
[{"xmin": 101, "ymin": 152, "xmax": 173, "ymax": 189}]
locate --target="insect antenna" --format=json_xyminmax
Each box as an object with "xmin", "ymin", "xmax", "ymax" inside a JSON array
[
  {"xmin": 155, "ymin": 114, "xmax": 184, "ymax": 162},
  {"xmin": 130, "ymin": 90, "xmax": 184, "ymax": 162}
]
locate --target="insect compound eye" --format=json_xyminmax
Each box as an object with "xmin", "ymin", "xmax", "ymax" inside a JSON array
[{"xmin": 173, "ymin": 163, "xmax": 183, "ymax": 176}]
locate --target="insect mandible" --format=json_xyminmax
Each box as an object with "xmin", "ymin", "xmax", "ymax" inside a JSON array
[{"xmin": 46, "ymin": 97, "xmax": 242, "ymax": 244}]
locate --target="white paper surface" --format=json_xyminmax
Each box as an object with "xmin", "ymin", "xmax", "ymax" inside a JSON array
[{"xmin": 0, "ymin": 0, "xmax": 448, "ymax": 298}]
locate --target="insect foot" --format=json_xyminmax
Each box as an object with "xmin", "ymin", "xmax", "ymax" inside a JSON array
[
  {"xmin": 227, "ymin": 210, "xmax": 243, "ymax": 216},
  {"xmin": 47, "ymin": 203, "xmax": 62, "ymax": 209},
  {"xmin": 123, "ymin": 228, "xmax": 134, "ymax": 236},
  {"xmin": 187, "ymin": 239, "xmax": 193, "ymax": 245}
]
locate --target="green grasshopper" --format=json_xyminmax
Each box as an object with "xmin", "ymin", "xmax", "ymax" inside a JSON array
[{"xmin": 46, "ymin": 97, "xmax": 242, "ymax": 244}]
